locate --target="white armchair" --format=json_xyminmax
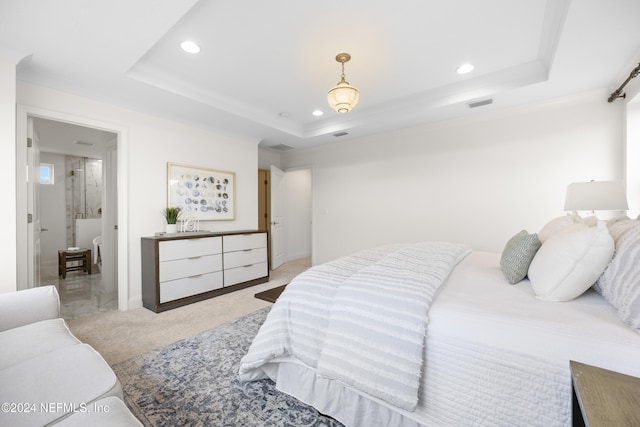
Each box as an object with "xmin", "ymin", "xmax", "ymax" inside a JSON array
[
  {"xmin": 0, "ymin": 286, "xmax": 141, "ymax": 426},
  {"xmin": 0, "ymin": 286, "xmax": 60, "ymax": 332}
]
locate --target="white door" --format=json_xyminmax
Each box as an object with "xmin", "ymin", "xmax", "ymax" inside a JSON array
[
  {"xmin": 270, "ymin": 165, "xmax": 286, "ymax": 269},
  {"xmin": 103, "ymin": 144, "xmax": 118, "ymax": 293},
  {"xmin": 27, "ymin": 117, "xmax": 42, "ymax": 287}
]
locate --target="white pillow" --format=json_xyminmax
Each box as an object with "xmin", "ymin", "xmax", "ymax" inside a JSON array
[
  {"xmin": 604, "ymin": 215, "xmax": 636, "ymax": 248},
  {"xmin": 595, "ymin": 220, "xmax": 640, "ymax": 331},
  {"xmin": 538, "ymin": 212, "xmax": 581, "ymax": 242},
  {"xmin": 580, "ymin": 215, "xmax": 598, "ymax": 227},
  {"xmin": 528, "ymin": 221, "xmax": 614, "ymax": 301}
]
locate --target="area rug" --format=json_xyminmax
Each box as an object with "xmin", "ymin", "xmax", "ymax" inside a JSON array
[
  {"xmin": 113, "ymin": 307, "xmax": 343, "ymax": 427},
  {"xmin": 254, "ymin": 284, "xmax": 287, "ymax": 303}
]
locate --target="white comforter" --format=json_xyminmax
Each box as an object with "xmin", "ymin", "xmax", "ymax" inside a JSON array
[
  {"xmin": 239, "ymin": 250, "xmax": 640, "ymax": 427},
  {"xmin": 239, "ymin": 242, "xmax": 470, "ymax": 411}
]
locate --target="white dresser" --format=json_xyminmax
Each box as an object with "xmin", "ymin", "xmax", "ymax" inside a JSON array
[{"xmin": 142, "ymin": 231, "xmax": 269, "ymax": 312}]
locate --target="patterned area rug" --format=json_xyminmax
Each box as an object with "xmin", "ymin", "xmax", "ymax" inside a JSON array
[{"xmin": 113, "ymin": 307, "xmax": 343, "ymax": 427}]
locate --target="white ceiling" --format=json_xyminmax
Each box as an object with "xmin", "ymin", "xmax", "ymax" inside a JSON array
[
  {"xmin": 2, "ymin": 0, "xmax": 640, "ymax": 151},
  {"xmin": 34, "ymin": 117, "xmax": 116, "ymax": 159}
]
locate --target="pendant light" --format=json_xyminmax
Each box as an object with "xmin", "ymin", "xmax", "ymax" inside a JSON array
[{"xmin": 327, "ymin": 53, "xmax": 360, "ymax": 113}]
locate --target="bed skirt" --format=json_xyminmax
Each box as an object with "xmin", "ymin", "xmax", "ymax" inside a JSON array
[{"xmin": 262, "ymin": 359, "xmax": 425, "ymax": 427}]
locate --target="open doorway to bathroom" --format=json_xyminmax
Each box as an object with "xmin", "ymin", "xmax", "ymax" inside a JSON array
[{"xmin": 35, "ymin": 117, "xmax": 118, "ymax": 319}]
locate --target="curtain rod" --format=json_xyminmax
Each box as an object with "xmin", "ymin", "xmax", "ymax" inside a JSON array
[{"xmin": 608, "ymin": 62, "xmax": 640, "ymax": 102}]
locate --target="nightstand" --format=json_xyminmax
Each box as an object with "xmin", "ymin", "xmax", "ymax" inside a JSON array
[{"xmin": 570, "ymin": 360, "xmax": 640, "ymax": 426}]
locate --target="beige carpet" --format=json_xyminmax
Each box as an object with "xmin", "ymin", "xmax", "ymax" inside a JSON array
[{"xmin": 67, "ymin": 257, "xmax": 310, "ymax": 366}]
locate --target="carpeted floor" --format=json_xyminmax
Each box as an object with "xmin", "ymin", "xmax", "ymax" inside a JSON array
[
  {"xmin": 67, "ymin": 258, "xmax": 311, "ymax": 366},
  {"xmin": 113, "ymin": 307, "xmax": 343, "ymax": 427}
]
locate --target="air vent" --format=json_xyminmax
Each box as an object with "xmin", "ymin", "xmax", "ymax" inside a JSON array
[
  {"xmin": 269, "ymin": 144, "xmax": 294, "ymax": 151},
  {"xmin": 333, "ymin": 131, "xmax": 349, "ymax": 137},
  {"xmin": 73, "ymin": 140, "xmax": 94, "ymax": 146},
  {"xmin": 467, "ymin": 98, "xmax": 493, "ymax": 109}
]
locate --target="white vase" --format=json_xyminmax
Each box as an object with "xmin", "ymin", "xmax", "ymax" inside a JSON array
[{"xmin": 166, "ymin": 224, "xmax": 178, "ymax": 234}]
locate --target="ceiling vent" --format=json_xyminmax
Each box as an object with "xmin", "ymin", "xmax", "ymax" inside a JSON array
[
  {"xmin": 333, "ymin": 131, "xmax": 349, "ymax": 137},
  {"xmin": 269, "ymin": 144, "xmax": 294, "ymax": 151},
  {"xmin": 467, "ymin": 98, "xmax": 493, "ymax": 109},
  {"xmin": 73, "ymin": 140, "xmax": 94, "ymax": 146}
]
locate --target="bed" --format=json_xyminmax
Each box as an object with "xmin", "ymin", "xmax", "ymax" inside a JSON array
[{"xmin": 238, "ymin": 216, "xmax": 640, "ymax": 426}]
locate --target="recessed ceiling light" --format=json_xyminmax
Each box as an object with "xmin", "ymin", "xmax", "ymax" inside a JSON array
[
  {"xmin": 312, "ymin": 110, "xmax": 323, "ymax": 117},
  {"xmin": 457, "ymin": 63, "xmax": 474, "ymax": 74},
  {"xmin": 180, "ymin": 40, "xmax": 200, "ymax": 54}
]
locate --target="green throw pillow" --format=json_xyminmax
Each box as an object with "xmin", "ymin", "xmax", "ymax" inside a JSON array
[{"xmin": 500, "ymin": 230, "xmax": 542, "ymax": 284}]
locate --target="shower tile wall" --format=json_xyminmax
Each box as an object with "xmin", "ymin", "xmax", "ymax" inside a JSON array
[
  {"xmin": 84, "ymin": 158, "xmax": 103, "ymax": 217},
  {"xmin": 65, "ymin": 156, "xmax": 102, "ymax": 247}
]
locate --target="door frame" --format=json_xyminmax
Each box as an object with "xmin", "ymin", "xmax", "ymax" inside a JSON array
[
  {"xmin": 26, "ymin": 117, "xmax": 41, "ymax": 289},
  {"xmin": 16, "ymin": 105, "xmax": 130, "ymax": 310}
]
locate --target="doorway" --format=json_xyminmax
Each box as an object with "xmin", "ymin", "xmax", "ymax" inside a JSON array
[
  {"xmin": 16, "ymin": 105, "xmax": 129, "ymax": 318},
  {"xmin": 36, "ymin": 118, "xmax": 117, "ymax": 319},
  {"xmin": 258, "ymin": 166, "xmax": 312, "ymax": 270}
]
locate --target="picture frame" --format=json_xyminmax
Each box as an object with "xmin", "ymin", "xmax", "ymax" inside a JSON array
[{"xmin": 167, "ymin": 162, "xmax": 235, "ymax": 221}]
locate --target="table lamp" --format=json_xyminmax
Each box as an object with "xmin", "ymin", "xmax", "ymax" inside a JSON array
[{"xmin": 564, "ymin": 180, "xmax": 629, "ymax": 214}]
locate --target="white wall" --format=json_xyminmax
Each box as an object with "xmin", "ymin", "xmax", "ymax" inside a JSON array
[
  {"xmin": 626, "ymin": 97, "xmax": 640, "ymax": 217},
  {"xmin": 16, "ymin": 82, "xmax": 259, "ymax": 307},
  {"xmin": 39, "ymin": 152, "xmax": 67, "ymax": 264},
  {"xmin": 258, "ymin": 147, "xmax": 282, "ymax": 170},
  {"xmin": 285, "ymin": 169, "xmax": 312, "ymax": 260},
  {"xmin": 283, "ymin": 91, "xmax": 625, "ymax": 264},
  {"xmin": 0, "ymin": 61, "xmax": 16, "ymax": 293}
]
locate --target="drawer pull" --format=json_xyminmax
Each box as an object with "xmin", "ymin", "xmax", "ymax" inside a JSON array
[
  {"xmin": 189, "ymin": 256, "xmax": 202, "ymax": 260},
  {"xmin": 188, "ymin": 274, "xmax": 203, "ymax": 279},
  {"xmin": 243, "ymin": 264, "xmax": 253, "ymax": 268},
  {"xmin": 243, "ymin": 249, "xmax": 253, "ymax": 252}
]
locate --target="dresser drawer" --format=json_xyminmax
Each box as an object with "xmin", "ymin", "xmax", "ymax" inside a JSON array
[
  {"xmin": 160, "ymin": 271, "xmax": 224, "ymax": 303},
  {"xmin": 224, "ymin": 233, "xmax": 266, "ymax": 252},
  {"xmin": 223, "ymin": 247, "xmax": 267, "ymax": 270},
  {"xmin": 159, "ymin": 254, "xmax": 222, "ymax": 282},
  {"xmin": 224, "ymin": 262, "xmax": 268, "ymax": 287},
  {"xmin": 159, "ymin": 237, "xmax": 222, "ymax": 262}
]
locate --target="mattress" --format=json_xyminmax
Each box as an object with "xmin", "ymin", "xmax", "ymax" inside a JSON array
[{"xmin": 244, "ymin": 251, "xmax": 640, "ymax": 426}]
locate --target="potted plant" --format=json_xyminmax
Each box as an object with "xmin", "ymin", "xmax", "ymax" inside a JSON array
[{"xmin": 163, "ymin": 207, "xmax": 181, "ymax": 234}]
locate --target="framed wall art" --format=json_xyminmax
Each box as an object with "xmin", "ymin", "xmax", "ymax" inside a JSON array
[{"xmin": 167, "ymin": 162, "xmax": 235, "ymax": 221}]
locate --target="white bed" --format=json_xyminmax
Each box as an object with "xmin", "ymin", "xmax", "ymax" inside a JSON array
[{"xmin": 239, "ymin": 218, "xmax": 640, "ymax": 426}]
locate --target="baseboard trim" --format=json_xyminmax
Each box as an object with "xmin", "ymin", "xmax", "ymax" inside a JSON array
[
  {"xmin": 127, "ymin": 297, "xmax": 143, "ymax": 310},
  {"xmin": 286, "ymin": 252, "xmax": 310, "ymax": 262}
]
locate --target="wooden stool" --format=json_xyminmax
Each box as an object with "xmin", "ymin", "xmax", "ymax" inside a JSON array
[{"xmin": 58, "ymin": 249, "xmax": 92, "ymax": 278}]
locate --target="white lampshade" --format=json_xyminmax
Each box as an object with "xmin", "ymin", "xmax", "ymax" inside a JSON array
[
  {"xmin": 327, "ymin": 80, "xmax": 359, "ymax": 113},
  {"xmin": 564, "ymin": 180, "xmax": 629, "ymax": 211}
]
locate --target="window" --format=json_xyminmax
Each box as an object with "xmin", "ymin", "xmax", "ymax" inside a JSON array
[{"xmin": 39, "ymin": 163, "xmax": 54, "ymax": 185}]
